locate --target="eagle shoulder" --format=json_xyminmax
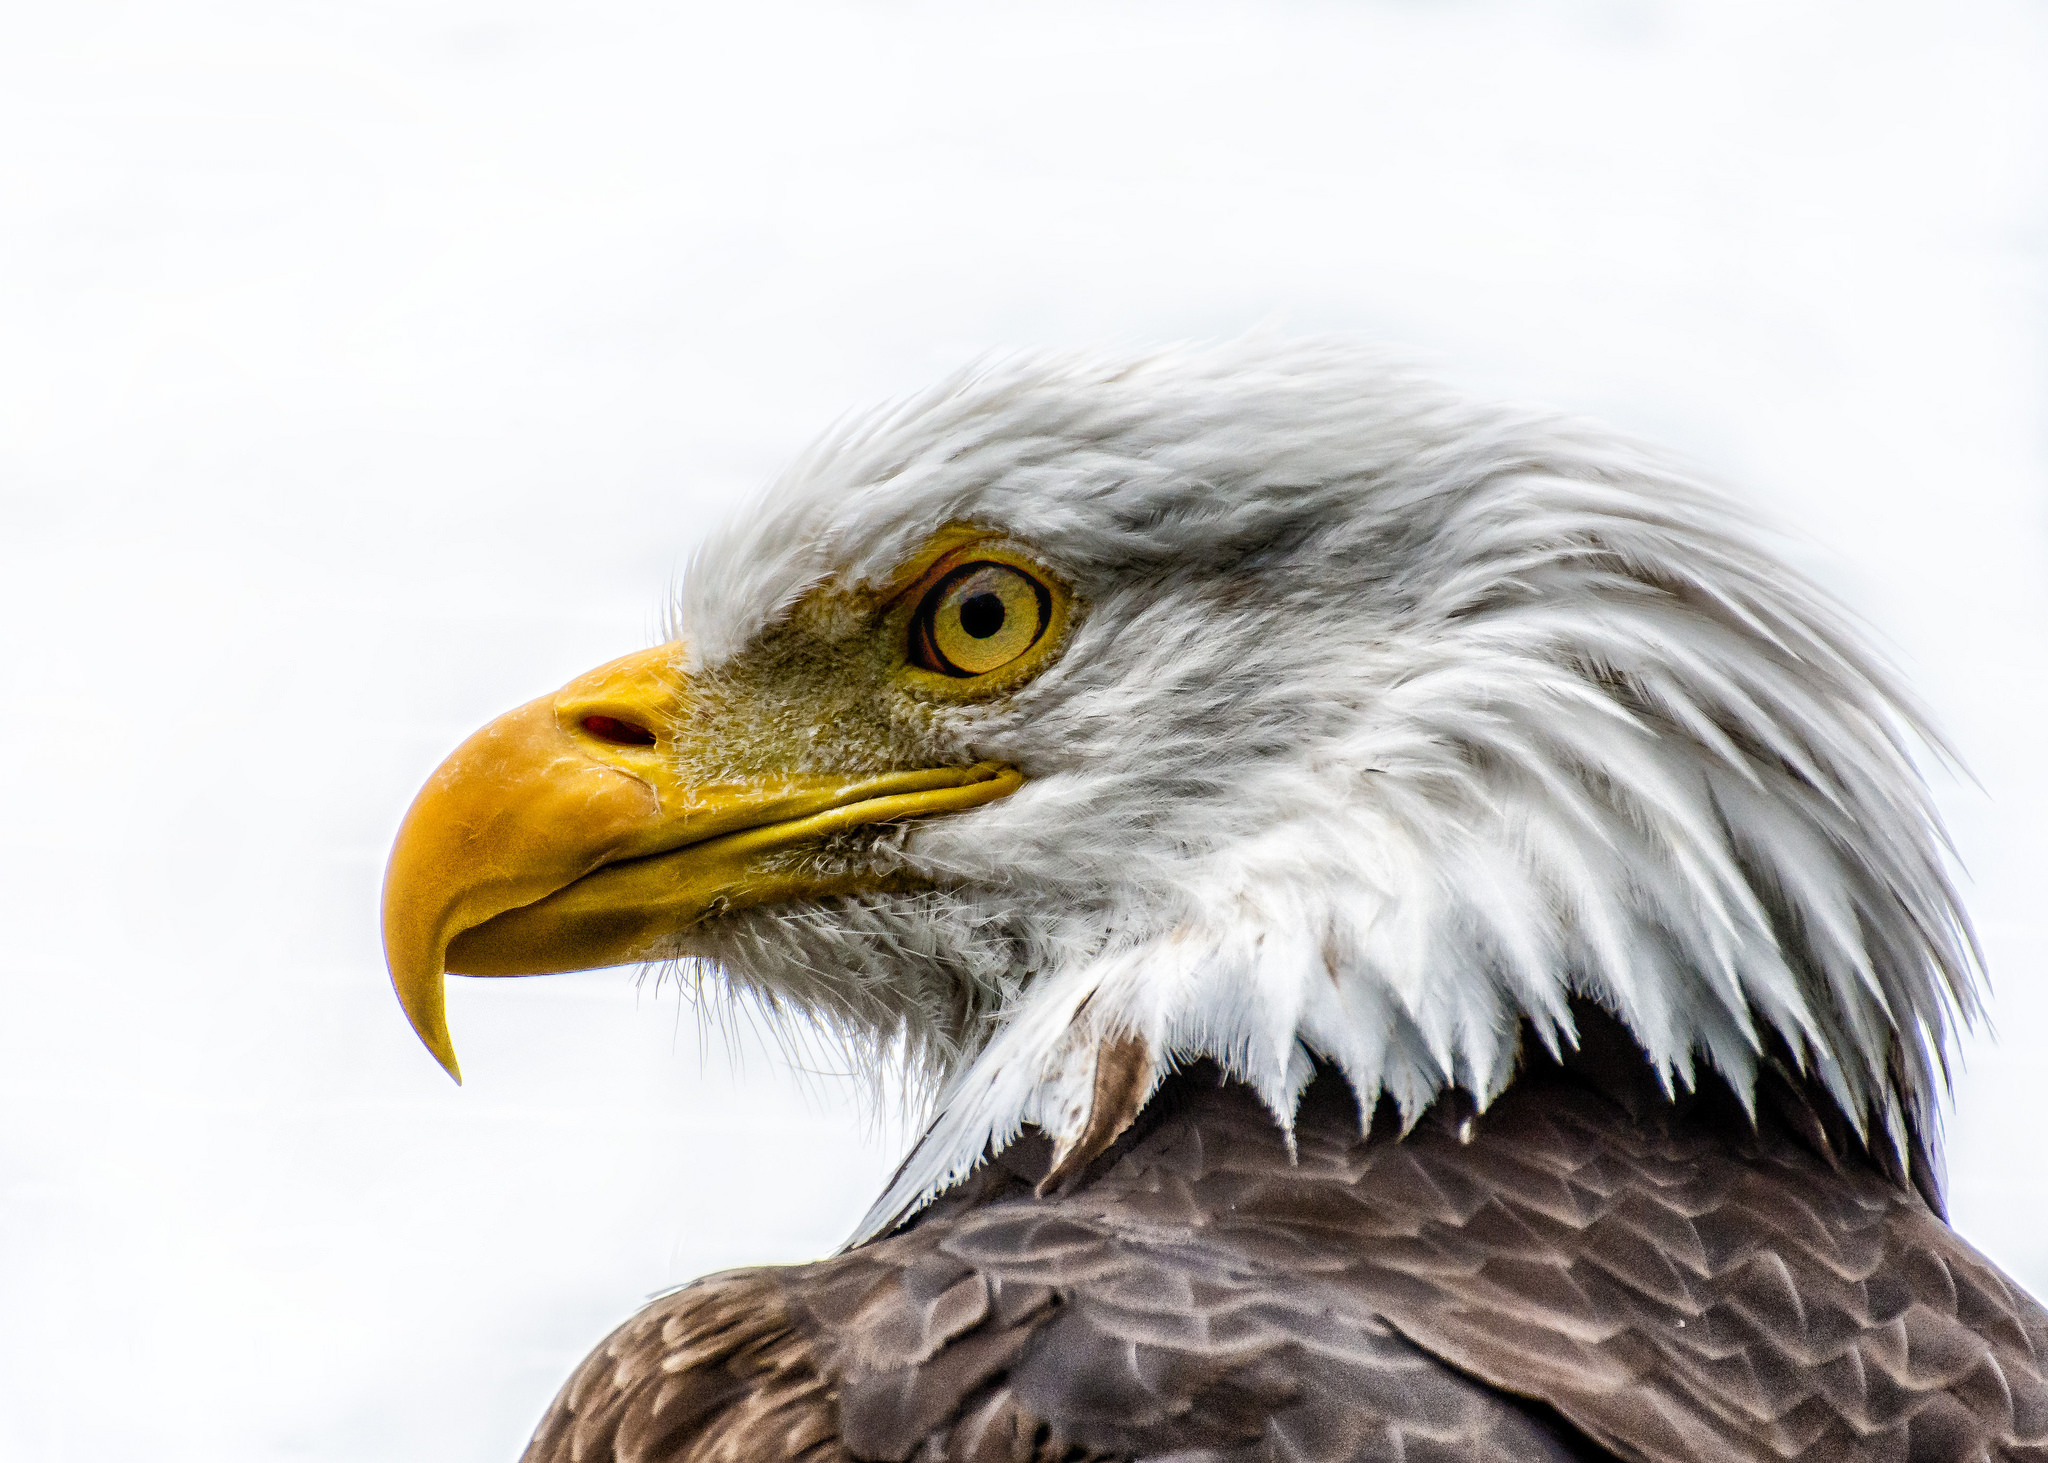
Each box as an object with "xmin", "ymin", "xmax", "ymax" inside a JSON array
[
  {"xmin": 521, "ymin": 1130, "xmax": 1613, "ymax": 1463},
  {"xmin": 1295, "ymin": 1033, "xmax": 2048, "ymax": 1463},
  {"xmin": 522, "ymin": 1044, "xmax": 2048, "ymax": 1463},
  {"xmin": 521, "ymin": 1267, "xmax": 843, "ymax": 1463}
]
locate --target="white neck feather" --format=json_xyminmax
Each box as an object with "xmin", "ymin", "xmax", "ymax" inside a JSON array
[{"xmin": 667, "ymin": 343, "xmax": 1981, "ymax": 1246}]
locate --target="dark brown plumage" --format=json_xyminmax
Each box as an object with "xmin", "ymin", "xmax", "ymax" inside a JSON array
[{"xmin": 522, "ymin": 1014, "xmax": 2048, "ymax": 1463}]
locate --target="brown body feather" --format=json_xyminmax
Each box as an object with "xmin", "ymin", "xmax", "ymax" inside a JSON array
[{"xmin": 525, "ymin": 1018, "xmax": 2048, "ymax": 1463}]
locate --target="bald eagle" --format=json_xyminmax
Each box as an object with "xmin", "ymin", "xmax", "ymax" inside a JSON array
[{"xmin": 383, "ymin": 343, "xmax": 2048, "ymax": 1462}]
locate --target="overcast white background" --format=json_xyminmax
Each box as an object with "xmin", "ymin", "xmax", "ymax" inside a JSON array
[{"xmin": 1, "ymin": 2, "xmax": 2043, "ymax": 1458}]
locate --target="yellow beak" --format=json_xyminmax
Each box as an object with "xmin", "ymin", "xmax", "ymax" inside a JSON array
[{"xmin": 380, "ymin": 643, "xmax": 1021, "ymax": 1082}]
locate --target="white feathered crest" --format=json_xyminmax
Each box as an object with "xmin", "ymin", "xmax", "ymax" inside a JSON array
[{"xmin": 667, "ymin": 341, "xmax": 1980, "ymax": 1239}]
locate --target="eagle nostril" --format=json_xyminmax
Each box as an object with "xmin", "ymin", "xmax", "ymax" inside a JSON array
[{"xmin": 581, "ymin": 714, "xmax": 657, "ymax": 747}]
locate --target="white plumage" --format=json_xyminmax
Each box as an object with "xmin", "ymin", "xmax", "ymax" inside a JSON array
[{"xmin": 662, "ymin": 340, "xmax": 1979, "ymax": 1240}]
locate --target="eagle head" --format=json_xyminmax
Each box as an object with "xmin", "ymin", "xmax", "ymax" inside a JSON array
[{"xmin": 382, "ymin": 341, "xmax": 1978, "ymax": 1238}]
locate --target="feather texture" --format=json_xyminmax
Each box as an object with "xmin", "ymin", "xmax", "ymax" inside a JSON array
[
  {"xmin": 526, "ymin": 1040, "xmax": 2048, "ymax": 1462},
  {"xmin": 659, "ymin": 342, "xmax": 1977, "ymax": 1236}
]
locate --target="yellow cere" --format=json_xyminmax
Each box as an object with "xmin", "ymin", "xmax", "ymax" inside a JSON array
[{"xmin": 917, "ymin": 562, "xmax": 1049, "ymax": 676}]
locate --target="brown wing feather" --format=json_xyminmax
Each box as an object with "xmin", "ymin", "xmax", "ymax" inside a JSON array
[
  {"xmin": 1302, "ymin": 1068, "xmax": 2048, "ymax": 1460},
  {"xmin": 522, "ymin": 1041, "xmax": 2048, "ymax": 1463},
  {"xmin": 522, "ymin": 1268, "xmax": 845, "ymax": 1463}
]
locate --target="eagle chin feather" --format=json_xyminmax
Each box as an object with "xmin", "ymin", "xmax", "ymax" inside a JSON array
[{"xmin": 663, "ymin": 341, "xmax": 1978, "ymax": 1242}]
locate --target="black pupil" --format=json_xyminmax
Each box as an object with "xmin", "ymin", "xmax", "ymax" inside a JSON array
[{"xmin": 958, "ymin": 591, "xmax": 1006, "ymax": 639}]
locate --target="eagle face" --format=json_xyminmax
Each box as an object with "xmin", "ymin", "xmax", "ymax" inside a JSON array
[{"xmin": 383, "ymin": 341, "xmax": 1976, "ymax": 1238}]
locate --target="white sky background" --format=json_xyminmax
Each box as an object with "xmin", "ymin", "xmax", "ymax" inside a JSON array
[{"xmin": 0, "ymin": 1, "xmax": 2042, "ymax": 1458}]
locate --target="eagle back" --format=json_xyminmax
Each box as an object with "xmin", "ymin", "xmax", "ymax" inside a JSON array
[{"xmin": 526, "ymin": 1046, "xmax": 2048, "ymax": 1463}]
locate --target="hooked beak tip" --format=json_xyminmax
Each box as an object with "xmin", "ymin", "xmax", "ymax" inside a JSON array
[
  {"xmin": 404, "ymin": 1012, "xmax": 464, "ymax": 1083},
  {"xmin": 386, "ymin": 948, "xmax": 465, "ymax": 1084},
  {"xmin": 427, "ymin": 1040, "xmax": 464, "ymax": 1086},
  {"xmin": 406, "ymin": 1010, "xmax": 463, "ymax": 1084}
]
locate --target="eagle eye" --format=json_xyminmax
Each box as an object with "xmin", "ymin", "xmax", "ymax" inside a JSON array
[{"xmin": 910, "ymin": 561, "xmax": 1051, "ymax": 677}]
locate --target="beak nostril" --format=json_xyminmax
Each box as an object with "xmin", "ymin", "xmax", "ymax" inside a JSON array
[{"xmin": 581, "ymin": 714, "xmax": 657, "ymax": 747}]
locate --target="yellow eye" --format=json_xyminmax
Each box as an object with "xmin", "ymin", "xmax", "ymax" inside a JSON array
[{"xmin": 911, "ymin": 561, "xmax": 1051, "ymax": 677}]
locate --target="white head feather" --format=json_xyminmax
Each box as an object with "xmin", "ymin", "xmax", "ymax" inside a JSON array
[{"xmin": 667, "ymin": 340, "xmax": 1980, "ymax": 1241}]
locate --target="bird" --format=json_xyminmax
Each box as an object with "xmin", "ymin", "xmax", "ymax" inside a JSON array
[{"xmin": 381, "ymin": 341, "xmax": 2048, "ymax": 1462}]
